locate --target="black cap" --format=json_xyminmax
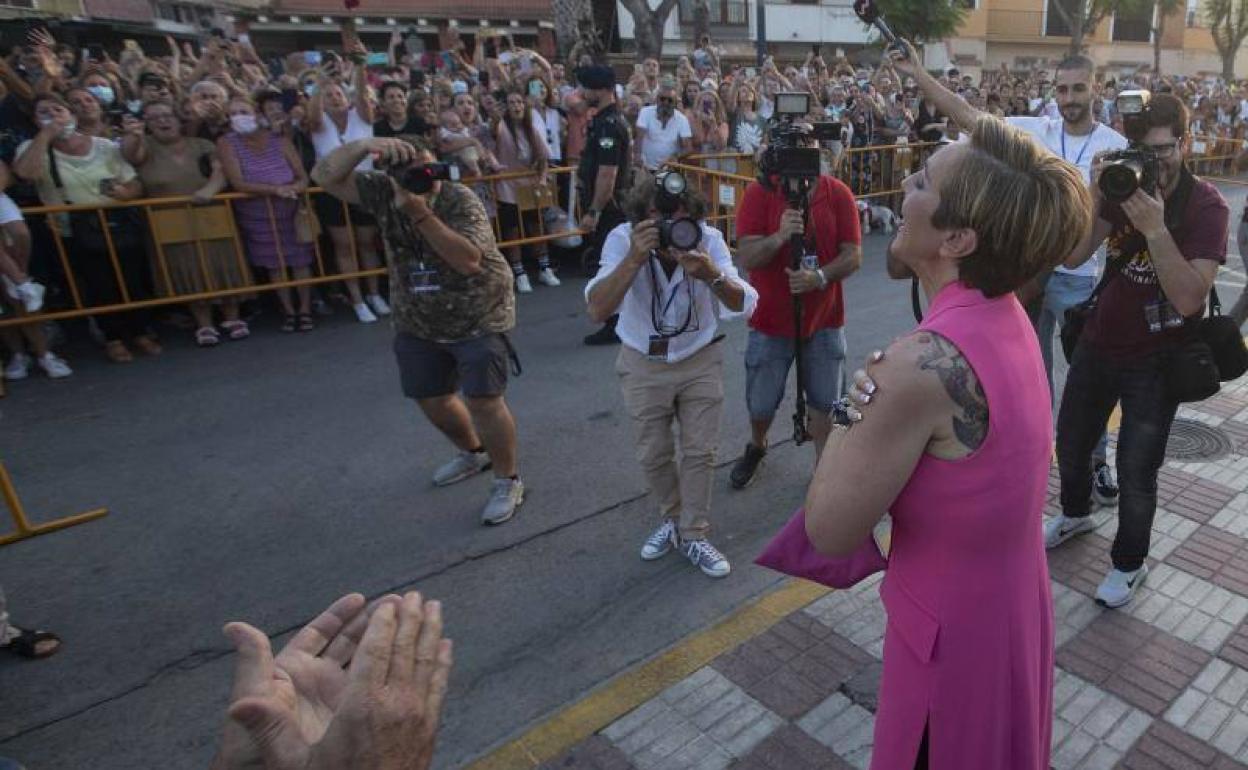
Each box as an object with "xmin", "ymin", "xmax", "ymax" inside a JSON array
[{"xmin": 576, "ymin": 65, "xmax": 616, "ymax": 90}]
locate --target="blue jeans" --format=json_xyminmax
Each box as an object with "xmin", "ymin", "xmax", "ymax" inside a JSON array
[
  {"xmin": 1034, "ymin": 272, "xmax": 1109, "ymax": 464},
  {"xmin": 1056, "ymin": 347, "xmax": 1178, "ymax": 571},
  {"xmin": 745, "ymin": 328, "xmax": 846, "ymax": 420}
]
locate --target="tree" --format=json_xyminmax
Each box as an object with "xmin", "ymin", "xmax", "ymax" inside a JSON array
[
  {"xmin": 1151, "ymin": 0, "xmax": 1185, "ymax": 76},
  {"xmin": 871, "ymin": 0, "xmax": 968, "ymax": 44},
  {"xmin": 1048, "ymin": 0, "xmax": 1145, "ymax": 55},
  {"xmin": 553, "ymin": 0, "xmax": 593, "ymax": 59},
  {"xmin": 618, "ymin": 0, "xmax": 681, "ymax": 62},
  {"xmin": 1208, "ymin": 0, "xmax": 1248, "ymax": 79}
]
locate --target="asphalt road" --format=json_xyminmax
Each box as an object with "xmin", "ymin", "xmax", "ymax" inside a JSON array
[{"xmin": 1, "ymin": 181, "xmax": 1245, "ymax": 769}]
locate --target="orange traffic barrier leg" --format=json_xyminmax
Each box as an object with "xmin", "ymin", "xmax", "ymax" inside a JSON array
[{"xmin": 0, "ymin": 462, "xmax": 107, "ymax": 547}]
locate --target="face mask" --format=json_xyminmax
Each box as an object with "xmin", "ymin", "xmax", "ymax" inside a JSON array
[
  {"xmin": 231, "ymin": 114, "xmax": 258, "ymax": 134},
  {"xmin": 87, "ymin": 85, "xmax": 115, "ymax": 106}
]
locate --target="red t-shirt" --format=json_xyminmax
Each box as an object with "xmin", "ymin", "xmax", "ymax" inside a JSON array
[
  {"xmin": 736, "ymin": 176, "xmax": 861, "ymax": 338},
  {"xmin": 1084, "ymin": 176, "xmax": 1228, "ymax": 360}
]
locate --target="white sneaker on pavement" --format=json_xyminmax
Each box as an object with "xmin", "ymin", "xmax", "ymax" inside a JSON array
[
  {"xmin": 37, "ymin": 352, "xmax": 72, "ymax": 379},
  {"xmin": 515, "ymin": 274, "xmax": 533, "ymax": 294},
  {"xmin": 353, "ymin": 303, "xmax": 378, "ymax": 324},
  {"xmin": 640, "ymin": 520, "xmax": 677, "ymax": 560},
  {"xmin": 365, "ymin": 294, "xmax": 391, "ymax": 316},
  {"xmin": 1096, "ymin": 564, "xmax": 1148, "ymax": 608},
  {"xmin": 4, "ymin": 353, "xmax": 30, "ymax": 381},
  {"xmin": 537, "ymin": 267, "xmax": 561, "ymax": 287},
  {"xmin": 432, "ymin": 450, "xmax": 492, "ymax": 487},
  {"xmin": 1043, "ymin": 514, "xmax": 1099, "ymax": 550},
  {"xmin": 481, "ymin": 477, "xmax": 524, "ymax": 525},
  {"xmin": 680, "ymin": 538, "xmax": 731, "ymax": 578}
]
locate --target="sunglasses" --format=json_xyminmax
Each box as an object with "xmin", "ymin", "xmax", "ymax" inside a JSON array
[{"xmin": 658, "ymin": 97, "xmax": 674, "ymax": 104}]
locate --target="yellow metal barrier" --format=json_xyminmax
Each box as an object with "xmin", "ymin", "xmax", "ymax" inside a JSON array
[
  {"xmin": 0, "ymin": 166, "xmax": 585, "ymax": 330},
  {"xmin": 0, "ymin": 461, "xmax": 108, "ymax": 547}
]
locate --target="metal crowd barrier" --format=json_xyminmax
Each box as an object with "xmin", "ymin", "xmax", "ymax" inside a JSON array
[{"xmin": 0, "ymin": 165, "xmax": 585, "ymax": 330}]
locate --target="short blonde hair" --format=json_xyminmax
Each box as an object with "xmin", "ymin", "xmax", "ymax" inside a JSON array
[{"xmin": 933, "ymin": 117, "xmax": 1093, "ymax": 298}]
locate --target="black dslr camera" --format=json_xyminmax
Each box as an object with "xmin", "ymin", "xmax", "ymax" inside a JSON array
[
  {"xmin": 759, "ymin": 93, "xmax": 840, "ymax": 181},
  {"xmin": 1098, "ymin": 90, "xmax": 1159, "ymax": 203},
  {"xmin": 654, "ymin": 170, "xmax": 702, "ymax": 251},
  {"xmin": 387, "ymin": 161, "xmax": 461, "ymax": 195}
]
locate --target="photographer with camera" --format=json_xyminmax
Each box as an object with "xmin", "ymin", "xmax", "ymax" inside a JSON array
[
  {"xmin": 585, "ymin": 171, "xmax": 757, "ymax": 579},
  {"xmin": 1044, "ymin": 93, "xmax": 1229, "ymax": 608},
  {"xmin": 729, "ymin": 95, "xmax": 862, "ymax": 489},
  {"xmin": 893, "ymin": 46, "xmax": 1127, "ymax": 508},
  {"xmin": 313, "ymin": 136, "xmax": 526, "ymax": 527}
]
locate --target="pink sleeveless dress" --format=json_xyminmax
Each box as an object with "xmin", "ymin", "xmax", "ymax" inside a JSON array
[{"xmin": 871, "ymin": 281, "xmax": 1055, "ymax": 769}]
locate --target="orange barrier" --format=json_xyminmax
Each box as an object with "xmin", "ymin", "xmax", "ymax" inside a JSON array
[
  {"xmin": 0, "ymin": 165, "xmax": 585, "ymax": 329},
  {"xmin": 0, "ymin": 461, "xmax": 108, "ymax": 547}
]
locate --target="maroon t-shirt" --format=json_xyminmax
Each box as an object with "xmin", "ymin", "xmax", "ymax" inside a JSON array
[{"xmin": 1083, "ymin": 176, "xmax": 1228, "ymax": 361}]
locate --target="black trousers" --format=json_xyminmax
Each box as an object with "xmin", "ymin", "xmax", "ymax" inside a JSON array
[
  {"xmin": 1056, "ymin": 345, "xmax": 1178, "ymax": 572},
  {"xmin": 584, "ymin": 199, "xmax": 626, "ymax": 271},
  {"xmin": 65, "ymin": 221, "xmax": 153, "ymax": 342}
]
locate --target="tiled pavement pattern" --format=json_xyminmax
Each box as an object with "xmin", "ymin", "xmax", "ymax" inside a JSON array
[{"xmin": 540, "ymin": 382, "xmax": 1248, "ymax": 769}]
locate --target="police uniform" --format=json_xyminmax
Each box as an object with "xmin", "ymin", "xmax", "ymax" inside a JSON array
[{"xmin": 575, "ymin": 66, "xmax": 633, "ymax": 345}]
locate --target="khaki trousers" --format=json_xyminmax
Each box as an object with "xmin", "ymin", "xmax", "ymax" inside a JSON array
[{"xmin": 616, "ymin": 342, "xmax": 725, "ymax": 540}]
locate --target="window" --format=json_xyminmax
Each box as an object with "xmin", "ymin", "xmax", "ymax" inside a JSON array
[
  {"xmin": 953, "ymin": 0, "xmax": 977, "ymax": 9},
  {"xmin": 1045, "ymin": 0, "xmax": 1074, "ymax": 37},
  {"xmin": 678, "ymin": 0, "xmax": 748, "ymax": 25},
  {"xmin": 0, "ymin": 0, "xmax": 36, "ymax": 8},
  {"xmin": 1112, "ymin": 3, "xmax": 1152, "ymax": 41}
]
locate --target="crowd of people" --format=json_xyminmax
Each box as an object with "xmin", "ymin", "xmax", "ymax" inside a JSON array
[
  {"xmin": 4, "ymin": 20, "xmax": 1248, "ymax": 770},
  {"xmin": 1, "ymin": 25, "xmax": 1246, "ymax": 384}
]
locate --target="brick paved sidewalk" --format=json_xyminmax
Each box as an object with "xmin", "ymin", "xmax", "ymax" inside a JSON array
[{"xmin": 539, "ymin": 379, "xmax": 1248, "ymax": 770}]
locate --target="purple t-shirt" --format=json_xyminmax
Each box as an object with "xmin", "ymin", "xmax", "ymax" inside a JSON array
[{"xmin": 1084, "ymin": 176, "xmax": 1228, "ymax": 361}]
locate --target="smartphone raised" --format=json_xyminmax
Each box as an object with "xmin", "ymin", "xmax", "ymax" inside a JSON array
[
  {"xmin": 304, "ymin": 50, "xmax": 322, "ymax": 67},
  {"xmin": 366, "ymin": 52, "xmax": 390, "ymax": 67}
]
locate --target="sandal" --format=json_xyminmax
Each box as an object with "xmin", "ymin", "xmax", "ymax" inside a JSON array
[
  {"xmin": 297, "ymin": 313, "xmax": 315, "ymax": 332},
  {"xmin": 1, "ymin": 627, "xmax": 62, "ymax": 659},
  {"xmin": 105, "ymin": 340, "xmax": 134, "ymax": 363},
  {"xmin": 194, "ymin": 327, "xmax": 220, "ymax": 348},
  {"xmin": 220, "ymin": 320, "xmax": 250, "ymax": 341},
  {"xmin": 133, "ymin": 335, "xmax": 163, "ymax": 356},
  {"xmin": 281, "ymin": 314, "xmax": 297, "ymax": 333}
]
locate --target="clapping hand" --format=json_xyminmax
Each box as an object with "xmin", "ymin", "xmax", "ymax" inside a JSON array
[{"xmin": 215, "ymin": 591, "xmax": 453, "ymax": 770}]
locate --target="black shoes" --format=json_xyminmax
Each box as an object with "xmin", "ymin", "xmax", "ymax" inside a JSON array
[
  {"xmin": 583, "ymin": 317, "xmax": 620, "ymax": 346},
  {"xmin": 730, "ymin": 443, "xmax": 767, "ymax": 489}
]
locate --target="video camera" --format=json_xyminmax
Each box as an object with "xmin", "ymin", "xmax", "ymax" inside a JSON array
[
  {"xmin": 653, "ymin": 170, "xmax": 702, "ymax": 252},
  {"xmin": 1098, "ymin": 90, "xmax": 1159, "ymax": 203},
  {"xmin": 758, "ymin": 93, "xmax": 839, "ymax": 183}
]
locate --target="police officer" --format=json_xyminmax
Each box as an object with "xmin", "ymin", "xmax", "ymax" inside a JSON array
[{"xmin": 577, "ymin": 65, "xmax": 633, "ymax": 346}]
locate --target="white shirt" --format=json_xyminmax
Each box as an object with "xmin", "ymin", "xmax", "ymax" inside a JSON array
[
  {"xmin": 585, "ymin": 222, "xmax": 758, "ymax": 363},
  {"xmin": 636, "ymin": 105, "xmax": 692, "ymax": 170},
  {"xmin": 311, "ymin": 107, "xmax": 374, "ymax": 171},
  {"xmin": 1007, "ymin": 116, "xmax": 1128, "ymax": 277}
]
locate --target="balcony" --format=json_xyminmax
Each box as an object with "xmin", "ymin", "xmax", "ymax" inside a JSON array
[{"xmin": 985, "ymin": 9, "xmax": 1047, "ymax": 41}]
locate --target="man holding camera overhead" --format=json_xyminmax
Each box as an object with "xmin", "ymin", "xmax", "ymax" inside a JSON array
[
  {"xmin": 585, "ymin": 171, "xmax": 757, "ymax": 578},
  {"xmin": 728, "ymin": 94, "xmax": 862, "ymax": 490},
  {"xmin": 313, "ymin": 135, "xmax": 527, "ymax": 528}
]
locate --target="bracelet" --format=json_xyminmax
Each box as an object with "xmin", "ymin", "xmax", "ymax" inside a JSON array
[
  {"xmin": 815, "ymin": 269, "xmax": 829, "ymax": 290},
  {"xmin": 412, "ymin": 213, "xmax": 433, "ymax": 228}
]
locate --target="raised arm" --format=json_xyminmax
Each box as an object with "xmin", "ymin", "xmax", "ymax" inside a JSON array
[{"xmin": 888, "ymin": 41, "xmax": 980, "ymax": 134}]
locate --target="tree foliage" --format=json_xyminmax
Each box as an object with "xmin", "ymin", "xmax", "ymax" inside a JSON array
[{"xmin": 871, "ymin": 0, "xmax": 968, "ymax": 44}]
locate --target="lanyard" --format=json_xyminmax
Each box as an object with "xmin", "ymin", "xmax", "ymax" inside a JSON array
[
  {"xmin": 1060, "ymin": 124, "xmax": 1097, "ymax": 167},
  {"xmin": 648, "ymin": 258, "xmax": 695, "ymax": 338}
]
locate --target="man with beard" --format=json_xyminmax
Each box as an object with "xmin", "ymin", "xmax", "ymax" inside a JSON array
[
  {"xmin": 898, "ymin": 50, "xmax": 1127, "ymax": 511},
  {"xmin": 577, "ymin": 66, "xmax": 633, "ymax": 346}
]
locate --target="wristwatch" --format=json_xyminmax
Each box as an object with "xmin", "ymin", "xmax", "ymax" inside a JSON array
[{"xmin": 709, "ymin": 273, "xmax": 728, "ymax": 291}]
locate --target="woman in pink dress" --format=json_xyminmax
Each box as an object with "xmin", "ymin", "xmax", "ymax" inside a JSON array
[{"xmin": 804, "ymin": 116, "xmax": 1093, "ymax": 769}]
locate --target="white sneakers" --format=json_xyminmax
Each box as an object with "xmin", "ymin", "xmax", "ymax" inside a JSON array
[
  {"xmin": 3, "ymin": 277, "xmax": 45, "ymax": 313},
  {"xmin": 4, "ymin": 352, "xmax": 72, "ymax": 381},
  {"xmin": 352, "ymin": 302, "xmax": 379, "ymax": 324},
  {"xmin": 1042, "ymin": 514, "xmax": 1100, "ymax": 549},
  {"xmin": 365, "ymin": 294, "xmax": 391, "ymax": 317},
  {"xmin": 1096, "ymin": 565, "xmax": 1148, "ymax": 608},
  {"xmin": 515, "ymin": 274, "xmax": 533, "ymax": 294},
  {"xmin": 537, "ymin": 268, "xmax": 561, "ymax": 287},
  {"xmin": 640, "ymin": 520, "xmax": 677, "ymax": 560}
]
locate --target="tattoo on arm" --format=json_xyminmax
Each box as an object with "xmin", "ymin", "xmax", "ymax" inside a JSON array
[{"xmin": 915, "ymin": 332, "xmax": 989, "ymax": 450}]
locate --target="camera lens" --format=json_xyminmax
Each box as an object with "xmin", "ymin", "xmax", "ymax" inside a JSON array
[
  {"xmin": 399, "ymin": 165, "xmax": 434, "ymax": 195},
  {"xmin": 667, "ymin": 218, "xmax": 702, "ymax": 251},
  {"xmin": 1099, "ymin": 161, "xmax": 1142, "ymax": 203}
]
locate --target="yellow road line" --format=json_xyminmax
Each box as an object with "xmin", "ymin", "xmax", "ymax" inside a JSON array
[{"xmin": 465, "ymin": 579, "xmax": 831, "ymax": 770}]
